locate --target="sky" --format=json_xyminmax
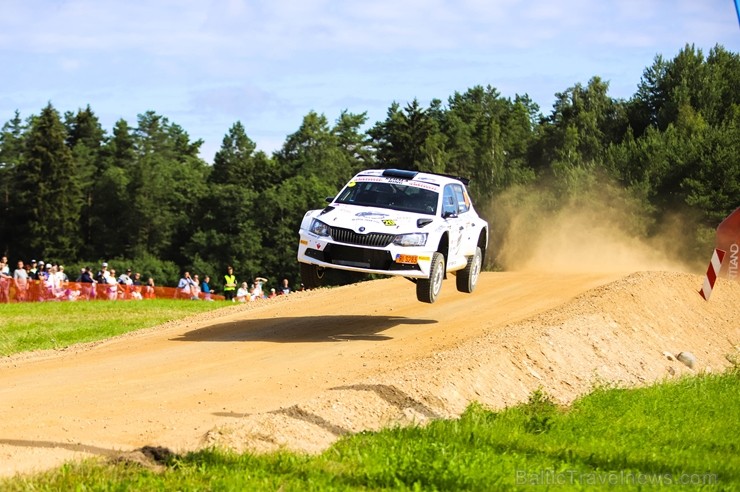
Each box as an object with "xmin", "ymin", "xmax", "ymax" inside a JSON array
[{"xmin": 1, "ymin": 1, "xmax": 739, "ymax": 164}]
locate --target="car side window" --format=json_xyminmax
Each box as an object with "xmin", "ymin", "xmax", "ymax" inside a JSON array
[
  {"xmin": 453, "ymin": 185, "xmax": 470, "ymax": 214},
  {"xmin": 442, "ymin": 185, "xmax": 457, "ymax": 216}
]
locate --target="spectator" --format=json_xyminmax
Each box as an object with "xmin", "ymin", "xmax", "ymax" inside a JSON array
[
  {"xmin": 0, "ymin": 258, "xmax": 11, "ymax": 303},
  {"xmin": 143, "ymin": 277, "xmax": 156, "ymax": 299},
  {"xmin": 29, "ymin": 263, "xmax": 48, "ymax": 301},
  {"xmin": 13, "ymin": 260, "xmax": 28, "ymax": 301},
  {"xmin": 191, "ymin": 274, "xmax": 202, "ymax": 300},
  {"xmin": 236, "ymin": 281, "xmax": 250, "ymax": 302},
  {"xmin": 268, "ymin": 288, "xmax": 277, "ymax": 299},
  {"xmin": 118, "ymin": 268, "xmax": 133, "ymax": 285},
  {"xmin": 43, "ymin": 263, "xmax": 53, "ymax": 281},
  {"xmin": 57, "ymin": 265, "xmax": 69, "ymax": 283},
  {"xmin": 46, "ymin": 265, "xmax": 65, "ymax": 299},
  {"xmin": 200, "ymin": 275, "xmax": 215, "ymax": 301},
  {"xmin": 78, "ymin": 266, "xmax": 95, "ymax": 300},
  {"xmin": 130, "ymin": 272, "xmax": 143, "ymax": 300},
  {"xmin": 29, "ymin": 260, "xmax": 38, "ymax": 279},
  {"xmin": 104, "ymin": 269, "xmax": 119, "ymax": 300},
  {"xmin": 95, "ymin": 262, "xmax": 109, "ymax": 284},
  {"xmin": 223, "ymin": 266, "xmax": 237, "ymax": 302},
  {"xmin": 56, "ymin": 265, "xmax": 71, "ymax": 298},
  {"xmin": 35, "ymin": 261, "xmax": 47, "ymax": 281},
  {"xmin": 280, "ymin": 278, "xmax": 291, "ymax": 295},
  {"xmin": 177, "ymin": 271, "xmax": 197, "ymax": 300},
  {"xmin": 252, "ymin": 276, "xmax": 267, "ymax": 300},
  {"xmin": 118, "ymin": 268, "xmax": 134, "ymax": 299}
]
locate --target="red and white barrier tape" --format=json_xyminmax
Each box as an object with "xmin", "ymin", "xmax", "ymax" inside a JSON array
[{"xmin": 698, "ymin": 248, "xmax": 726, "ymax": 301}]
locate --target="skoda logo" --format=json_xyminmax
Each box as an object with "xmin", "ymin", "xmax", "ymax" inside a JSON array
[{"xmin": 359, "ymin": 227, "xmax": 366, "ymax": 232}]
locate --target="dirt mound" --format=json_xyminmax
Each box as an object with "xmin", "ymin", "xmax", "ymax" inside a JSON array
[
  {"xmin": 206, "ymin": 271, "xmax": 740, "ymax": 455},
  {"xmin": 0, "ymin": 270, "xmax": 738, "ymax": 478}
]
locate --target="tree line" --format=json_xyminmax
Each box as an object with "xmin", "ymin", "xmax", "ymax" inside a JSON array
[{"xmin": 1, "ymin": 44, "xmax": 737, "ymax": 289}]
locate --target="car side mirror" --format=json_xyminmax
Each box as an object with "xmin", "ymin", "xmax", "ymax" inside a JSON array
[
  {"xmin": 442, "ymin": 211, "xmax": 458, "ymax": 219},
  {"xmin": 325, "ymin": 196, "xmax": 334, "ymax": 203}
]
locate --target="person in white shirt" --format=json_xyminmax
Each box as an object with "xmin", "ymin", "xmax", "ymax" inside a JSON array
[
  {"xmin": 177, "ymin": 271, "xmax": 198, "ymax": 300},
  {"xmin": 236, "ymin": 282, "xmax": 250, "ymax": 302},
  {"xmin": 57, "ymin": 265, "xmax": 68, "ymax": 283},
  {"xmin": 118, "ymin": 269, "xmax": 133, "ymax": 286},
  {"xmin": 104, "ymin": 270, "xmax": 119, "ymax": 300},
  {"xmin": 190, "ymin": 274, "xmax": 202, "ymax": 300},
  {"xmin": 252, "ymin": 276, "xmax": 267, "ymax": 300}
]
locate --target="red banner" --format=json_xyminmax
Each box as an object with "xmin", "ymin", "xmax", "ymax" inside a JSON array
[{"xmin": 0, "ymin": 279, "xmax": 225, "ymax": 303}]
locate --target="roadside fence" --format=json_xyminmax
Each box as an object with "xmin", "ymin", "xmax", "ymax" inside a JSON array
[{"xmin": 0, "ymin": 278, "xmax": 225, "ymax": 303}]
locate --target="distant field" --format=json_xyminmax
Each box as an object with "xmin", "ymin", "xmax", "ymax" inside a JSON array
[
  {"xmin": 2, "ymin": 369, "xmax": 737, "ymax": 490},
  {"xmin": 0, "ymin": 300, "xmax": 228, "ymax": 356}
]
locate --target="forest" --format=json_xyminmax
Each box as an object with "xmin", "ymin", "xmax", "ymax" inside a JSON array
[{"xmin": 0, "ymin": 44, "xmax": 738, "ymax": 290}]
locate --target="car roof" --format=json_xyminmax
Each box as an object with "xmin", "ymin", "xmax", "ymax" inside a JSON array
[{"xmin": 354, "ymin": 169, "xmax": 470, "ymax": 186}]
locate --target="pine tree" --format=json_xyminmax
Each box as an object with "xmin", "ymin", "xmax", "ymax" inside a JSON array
[
  {"xmin": 0, "ymin": 111, "xmax": 26, "ymax": 256},
  {"xmin": 17, "ymin": 103, "xmax": 84, "ymax": 259}
]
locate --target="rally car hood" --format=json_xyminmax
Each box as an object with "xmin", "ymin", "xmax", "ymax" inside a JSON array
[{"xmin": 319, "ymin": 203, "xmax": 433, "ymax": 233}]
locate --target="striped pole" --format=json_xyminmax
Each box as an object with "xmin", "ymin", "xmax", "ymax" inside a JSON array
[{"xmin": 699, "ymin": 248, "xmax": 726, "ymax": 300}]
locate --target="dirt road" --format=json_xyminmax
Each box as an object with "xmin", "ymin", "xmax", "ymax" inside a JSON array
[{"xmin": 1, "ymin": 270, "xmax": 738, "ymax": 477}]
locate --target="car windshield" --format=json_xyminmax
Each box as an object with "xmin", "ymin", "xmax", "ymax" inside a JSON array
[{"xmin": 335, "ymin": 180, "xmax": 439, "ymax": 215}]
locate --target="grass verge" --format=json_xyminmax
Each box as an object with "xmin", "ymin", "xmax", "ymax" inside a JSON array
[
  {"xmin": 0, "ymin": 300, "xmax": 229, "ymax": 356},
  {"xmin": 2, "ymin": 370, "xmax": 737, "ymax": 491}
]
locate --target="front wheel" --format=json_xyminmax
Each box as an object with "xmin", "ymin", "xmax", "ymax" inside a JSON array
[
  {"xmin": 456, "ymin": 246, "xmax": 482, "ymax": 293},
  {"xmin": 300, "ymin": 263, "xmax": 326, "ymax": 290},
  {"xmin": 416, "ymin": 252, "xmax": 445, "ymax": 303}
]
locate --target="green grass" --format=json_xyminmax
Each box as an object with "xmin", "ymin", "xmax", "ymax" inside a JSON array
[
  {"xmin": 0, "ymin": 299, "xmax": 229, "ymax": 356},
  {"xmin": 3, "ymin": 370, "xmax": 737, "ymax": 491}
]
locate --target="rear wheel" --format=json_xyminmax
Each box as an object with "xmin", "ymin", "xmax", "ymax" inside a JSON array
[
  {"xmin": 300, "ymin": 263, "xmax": 326, "ymax": 290},
  {"xmin": 416, "ymin": 252, "xmax": 445, "ymax": 303},
  {"xmin": 456, "ymin": 246, "xmax": 482, "ymax": 293}
]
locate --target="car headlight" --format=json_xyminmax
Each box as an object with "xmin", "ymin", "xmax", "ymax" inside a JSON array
[
  {"xmin": 309, "ymin": 219, "xmax": 331, "ymax": 237},
  {"xmin": 393, "ymin": 232, "xmax": 428, "ymax": 247}
]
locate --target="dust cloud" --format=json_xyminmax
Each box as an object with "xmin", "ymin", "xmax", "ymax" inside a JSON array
[{"xmin": 485, "ymin": 183, "xmax": 695, "ymax": 274}]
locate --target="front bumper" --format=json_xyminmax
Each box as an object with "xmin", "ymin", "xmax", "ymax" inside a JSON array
[{"xmin": 297, "ymin": 233, "xmax": 434, "ymax": 278}]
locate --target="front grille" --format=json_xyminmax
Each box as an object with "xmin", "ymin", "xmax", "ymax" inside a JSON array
[
  {"xmin": 330, "ymin": 226, "xmax": 394, "ymax": 247},
  {"xmin": 305, "ymin": 245, "xmax": 420, "ymax": 272}
]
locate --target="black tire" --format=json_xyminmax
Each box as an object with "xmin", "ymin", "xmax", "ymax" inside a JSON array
[
  {"xmin": 416, "ymin": 252, "xmax": 445, "ymax": 303},
  {"xmin": 456, "ymin": 246, "xmax": 482, "ymax": 293},
  {"xmin": 300, "ymin": 263, "xmax": 326, "ymax": 290}
]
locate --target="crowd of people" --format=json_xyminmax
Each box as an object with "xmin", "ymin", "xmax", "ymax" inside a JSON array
[
  {"xmin": 0, "ymin": 257, "xmax": 157, "ymax": 302},
  {"xmin": 0, "ymin": 256, "xmax": 296, "ymax": 304},
  {"xmin": 218, "ymin": 266, "xmax": 295, "ymax": 303}
]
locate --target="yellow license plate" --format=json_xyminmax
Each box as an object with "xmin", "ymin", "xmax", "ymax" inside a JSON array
[{"xmin": 396, "ymin": 254, "xmax": 418, "ymax": 264}]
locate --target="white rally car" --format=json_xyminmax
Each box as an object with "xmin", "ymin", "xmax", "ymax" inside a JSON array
[{"xmin": 297, "ymin": 169, "xmax": 488, "ymax": 303}]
